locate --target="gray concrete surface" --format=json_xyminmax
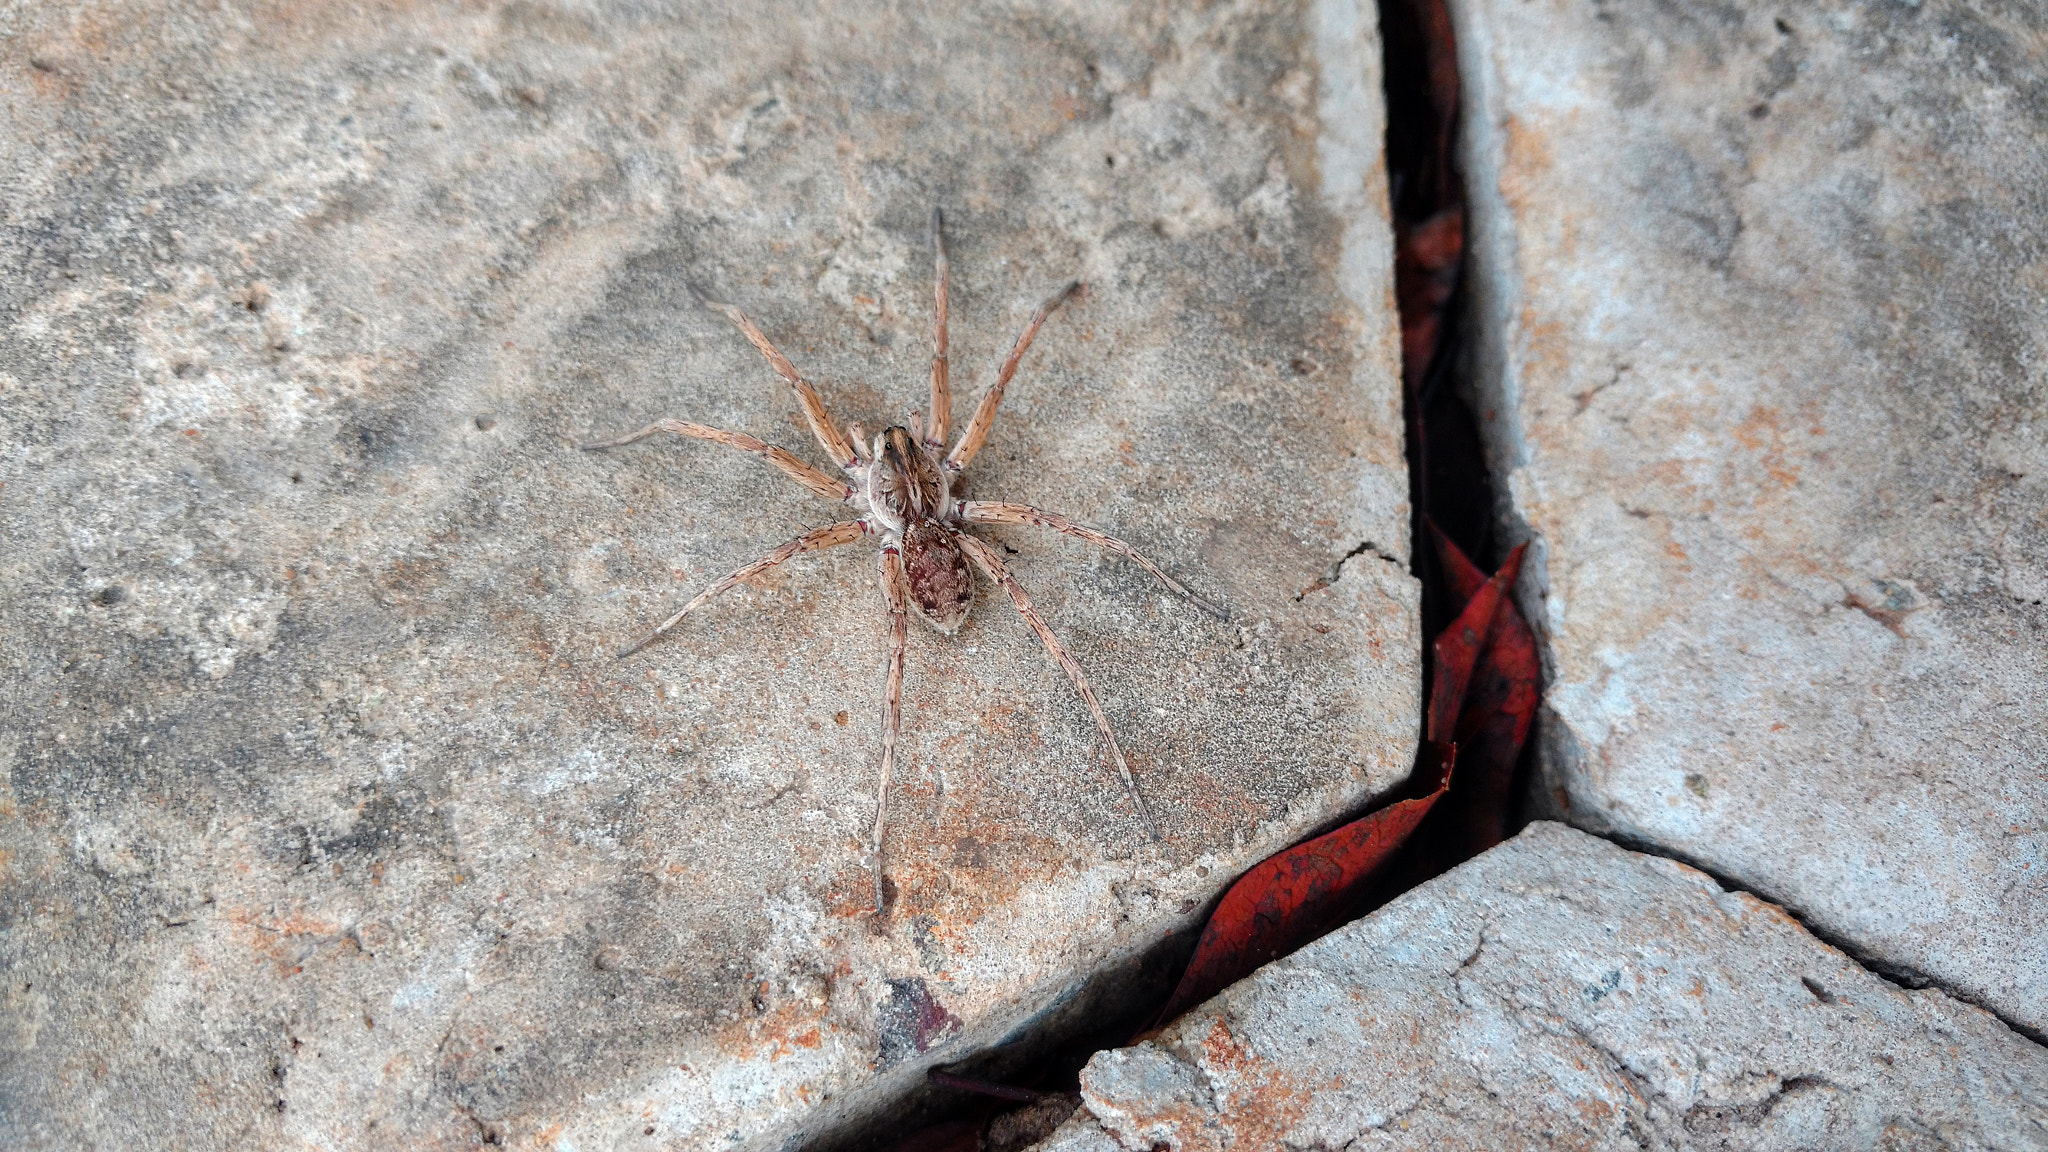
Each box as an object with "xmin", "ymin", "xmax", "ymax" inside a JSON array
[
  {"xmin": 1035, "ymin": 823, "xmax": 2048, "ymax": 1150},
  {"xmin": 1451, "ymin": 0, "xmax": 2048, "ymax": 1034},
  {"xmin": 0, "ymin": 1, "xmax": 1416, "ymax": 1147}
]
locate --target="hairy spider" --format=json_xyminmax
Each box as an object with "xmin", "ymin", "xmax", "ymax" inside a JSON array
[{"xmin": 584, "ymin": 210, "xmax": 1225, "ymax": 914}]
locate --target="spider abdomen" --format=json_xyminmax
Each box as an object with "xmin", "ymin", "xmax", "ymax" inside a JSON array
[{"xmin": 901, "ymin": 519, "xmax": 973, "ymax": 633}]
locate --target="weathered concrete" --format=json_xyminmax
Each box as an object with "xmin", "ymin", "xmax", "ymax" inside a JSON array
[
  {"xmin": 1450, "ymin": 0, "xmax": 2048, "ymax": 1033},
  {"xmin": 1033, "ymin": 822, "xmax": 2048, "ymax": 1150},
  {"xmin": 0, "ymin": 1, "xmax": 1416, "ymax": 1148}
]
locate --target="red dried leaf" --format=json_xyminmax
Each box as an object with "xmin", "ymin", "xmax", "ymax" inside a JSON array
[
  {"xmin": 1430, "ymin": 521, "xmax": 1489, "ymax": 605},
  {"xmin": 1428, "ymin": 543, "xmax": 1525, "ymax": 743},
  {"xmin": 1152, "ymin": 742, "xmax": 1456, "ymax": 1026},
  {"xmin": 1396, "ymin": 207, "xmax": 1465, "ymax": 394},
  {"xmin": 1400, "ymin": 208, "xmax": 1464, "ymax": 281},
  {"xmin": 1430, "ymin": 526, "xmax": 1540, "ymax": 855}
]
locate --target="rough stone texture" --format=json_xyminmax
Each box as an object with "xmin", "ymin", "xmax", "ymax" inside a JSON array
[
  {"xmin": 1450, "ymin": 0, "xmax": 2048, "ymax": 1033},
  {"xmin": 0, "ymin": 1, "xmax": 1417, "ymax": 1148},
  {"xmin": 1033, "ymin": 822, "xmax": 2048, "ymax": 1150}
]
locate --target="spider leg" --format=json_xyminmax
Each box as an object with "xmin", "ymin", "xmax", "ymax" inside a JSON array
[
  {"xmin": 951, "ymin": 530, "xmax": 1160, "ymax": 841},
  {"xmin": 582, "ymin": 418, "xmax": 854, "ymax": 504},
  {"xmin": 927, "ymin": 207, "xmax": 951, "ymax": 452},
  {"xmin": 871, "ymin": 544, "xmax": 912, "ymax": 915},
  {"xmin": 707, "ymin": 301, "xmax": 861, "ymax": 473},
  {"xmin": 956, "ymin": 501, "xmax": 1228, "ymax": 620},
  {"xmin": 615, "ymin": 520, "xmax": 868, "ymax": 658},
  {"xmin": 943, "ymin": 281, "xmax": 1082, "ymax": 474}
]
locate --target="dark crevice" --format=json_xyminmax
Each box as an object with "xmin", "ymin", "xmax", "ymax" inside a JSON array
[
  {"xmin": 1346, "ymin": 0, "xmax": 1556, "ymax": 925},
  {"xmin": 1383, "ymin": 0, "xmax": 1498, "ymax": 588}
]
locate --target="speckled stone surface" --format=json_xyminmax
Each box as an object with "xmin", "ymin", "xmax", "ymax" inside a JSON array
[
  {"xmin": 1034, "ymin": 823, "xmax": 2048, "ymax": 1151},
  {"xmin": 0, "ymin": 0, "xmax": 1416, "ymax": 1148},
  {"xmin": 1451, "ymin": 0, "xmax": 2048, "ymax": 1033}
]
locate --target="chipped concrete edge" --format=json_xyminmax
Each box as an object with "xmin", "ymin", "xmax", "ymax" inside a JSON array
[
  {"xmin": 1445, "ymin": 0, "xmax": 1613, "ymax": 836},
  {"xmin": 1313, "ymin": 0, "xmax": 1412, "ymax": 568}
]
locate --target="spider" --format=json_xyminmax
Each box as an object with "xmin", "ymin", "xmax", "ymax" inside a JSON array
[{"xmin": 584, "ymin": 210, "xmax": 1225, "ymax": 914}]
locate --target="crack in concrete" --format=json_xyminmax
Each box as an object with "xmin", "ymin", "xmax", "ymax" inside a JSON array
[
  {"xmin": 1447, "ymin": 926, "xmax": 1490, "ymax": 1011},
  {"xmin": 1551, "ymin": 1000, "xmax": 1847, "ymax": 1141},
  {"xmin": 1681, "ymin": 1073, "xmax": 1833, "ymax": 1135},
  {"xmin": 1294, "ymin": 539, "xmax": 1404, "ymax": 600},
  {"xmin": 1455, "ymin": 927, "xmax": 1488, "ymax": 974}
]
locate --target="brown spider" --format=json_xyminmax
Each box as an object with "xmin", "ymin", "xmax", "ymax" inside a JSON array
[{"xmin": 584, "ymin": 210, "xmax": 1225, "ymax": 914}]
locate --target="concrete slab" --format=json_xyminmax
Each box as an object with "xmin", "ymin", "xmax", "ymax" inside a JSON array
[
  {"xmin": 0, "ymin": 0, "xmax": 1416, "ymax": 1147},
  {"xmin": 1035, "ymin": 823, "xmax": 2048, "ymax": 1150},
  {"xmin": 1451, "ymin": 0, "xmax": 2048, "ymax": 1033}
]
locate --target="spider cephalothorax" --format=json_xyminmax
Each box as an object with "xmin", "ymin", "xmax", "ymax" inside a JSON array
[{"xmin": 585, "ymin": 210, "xmax": 1224, "ymax": 913}]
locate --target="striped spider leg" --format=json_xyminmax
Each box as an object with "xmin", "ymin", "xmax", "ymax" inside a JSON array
[{"xmin": 584, "ymin": 208, "xmax": 1225, "ymax": 915}]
